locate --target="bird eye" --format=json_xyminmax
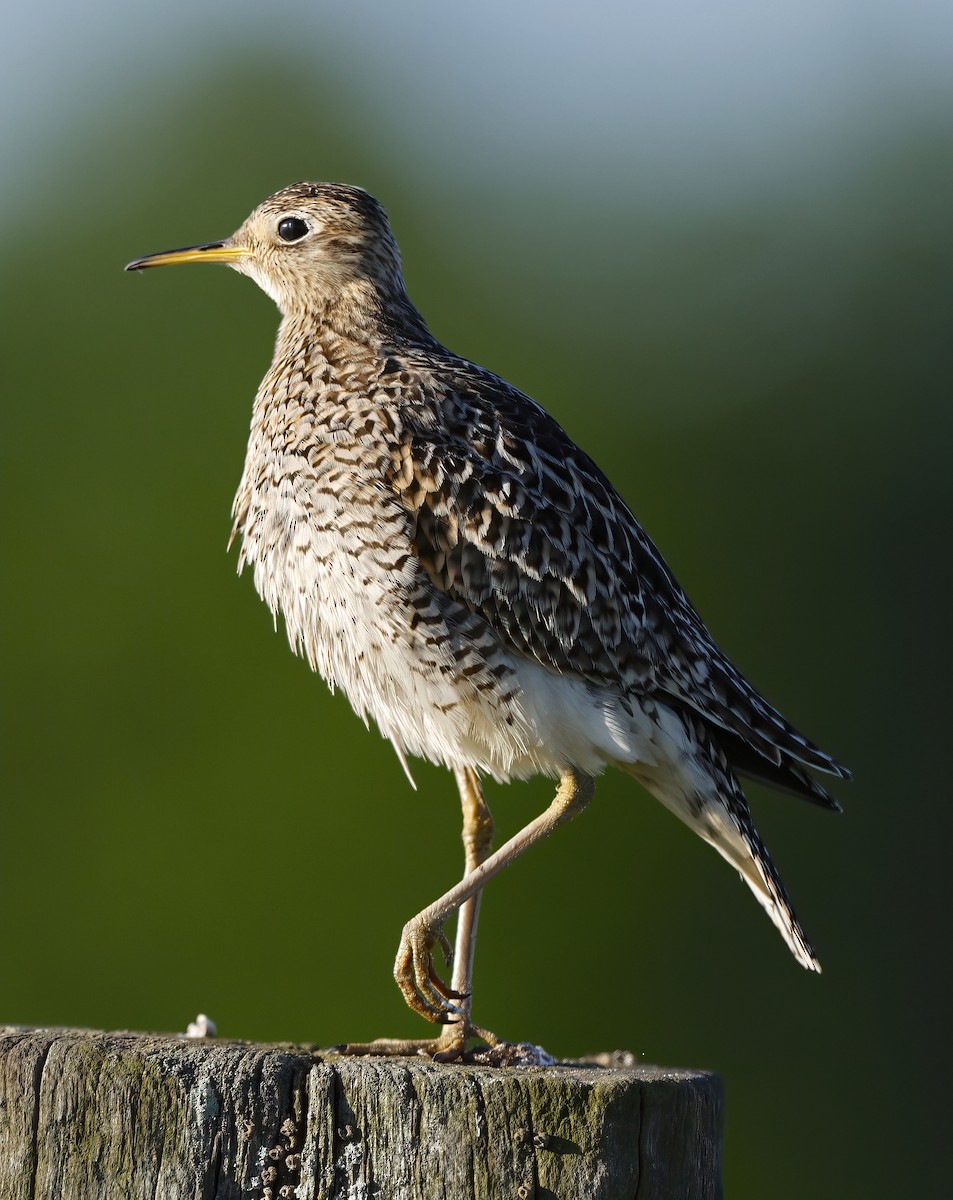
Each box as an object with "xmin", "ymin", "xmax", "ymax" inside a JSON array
[{"xmin": 277, "ymin": 217, "xmax": 309, "ymax": 242}]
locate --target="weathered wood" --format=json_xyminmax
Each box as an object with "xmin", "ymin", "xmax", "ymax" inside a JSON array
[{"xmin": 0, "ymin": 1027, "xmax": 723, "ymax": 1199}]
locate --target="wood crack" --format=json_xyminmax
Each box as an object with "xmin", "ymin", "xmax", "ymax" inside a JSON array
[{"xmin": 26, "ymin": 1035, "xmax": 54, "ymax": 1200}]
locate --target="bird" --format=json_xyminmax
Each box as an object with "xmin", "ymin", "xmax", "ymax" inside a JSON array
[{"xmin": 126, "ymin": 182, "xmax": 849, "ymax": 1060}]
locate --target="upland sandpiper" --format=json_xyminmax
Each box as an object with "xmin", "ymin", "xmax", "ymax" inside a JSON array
[{"xmin": 127, "ymin": 183, "xmax": 849, "ymax": 1060}]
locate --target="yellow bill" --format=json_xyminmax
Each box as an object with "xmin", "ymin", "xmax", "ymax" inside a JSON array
[{"xmin": 125, "ymin": 242, "xmax": 249, "ymax": 271}]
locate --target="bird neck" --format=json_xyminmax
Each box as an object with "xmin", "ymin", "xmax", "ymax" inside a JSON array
[
  {"xmin": 275, "ymin": 288, "xmax": 436, "ymax": 366},
  {"xmin": 282, "ymin": 275, "xmax": 435, "ymax": 347},
  {"xmin": 272, "ymin": 314, "xmax": 366, "ymax": 371}
]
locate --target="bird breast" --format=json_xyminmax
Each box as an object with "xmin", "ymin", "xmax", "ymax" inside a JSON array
[{"xmin": 228, "ymin": 393, "xmax": 518, "ymax": 772}]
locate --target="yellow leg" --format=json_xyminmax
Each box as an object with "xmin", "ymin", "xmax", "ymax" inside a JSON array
[
  {"xmin": 343, "ymin": 768, "xmax": 594, "ymax": 1060},
  {"xmin": 432, "ymin": 767, "xmax": 496, "ymax": 1058}
]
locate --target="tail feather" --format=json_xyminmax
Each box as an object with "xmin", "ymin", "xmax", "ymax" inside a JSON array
[
  {"xmin": 699, "ymin": 795, "xmax": 821, "ymax": 972},
  {"xmin": 676, "ymin": 648, "xmax": 852, "ymax": 790},
  {"xmin": 712, "ymin": 723, "xmax": 845, "ymax": 812},
  {"xmin": 624, "ymin": 706, "xmax": 823, "ymax": 971}
]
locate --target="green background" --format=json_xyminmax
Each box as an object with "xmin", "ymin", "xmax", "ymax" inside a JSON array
[{"xmin": 2, "ymin": 8, "xmax": 950, "ymax": 1197}]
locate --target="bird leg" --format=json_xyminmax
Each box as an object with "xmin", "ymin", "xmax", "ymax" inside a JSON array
[
  {"xmin": 342, "ymin": 768, "xmax": 594, "ymax": 1059},
  {"xmin": 397, "ymin": 766, "xmax": 594, "ymax": 1051},
  {"xmin": 450, "ymin": 766, "xmax": 496, "ymax": 997},
  {"xmin": 340, "ymin": 766, "xmax": 495, "ymax": 1058},
  {"xmin": 431, "ymin": 766, "xmax": 496, "ymax": 1059}
]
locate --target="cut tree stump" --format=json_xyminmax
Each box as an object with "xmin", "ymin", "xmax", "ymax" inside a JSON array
[{"xmin": 0, "ymin": 1026, "xmax": 723, "ymax": 1199}]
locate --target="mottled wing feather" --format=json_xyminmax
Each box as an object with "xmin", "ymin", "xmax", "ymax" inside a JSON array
[{"xmin": 393, "ymin": 359, "xmax": 848, "ymax": 784}]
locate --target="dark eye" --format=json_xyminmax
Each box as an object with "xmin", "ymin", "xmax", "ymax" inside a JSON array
[{"xmin": 277, "ymin": 217, "xmax": 308, "ymax": 242}]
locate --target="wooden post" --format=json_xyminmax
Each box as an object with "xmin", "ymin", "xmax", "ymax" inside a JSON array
[{"xmin": 0, "ymin": 1026, "xmax": 723, "ymax": 1198}]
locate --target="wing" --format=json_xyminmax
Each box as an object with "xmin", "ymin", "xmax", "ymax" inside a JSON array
[{"xmin": 389, "ymin": 359, "xmax": 849, "ymax": 794}]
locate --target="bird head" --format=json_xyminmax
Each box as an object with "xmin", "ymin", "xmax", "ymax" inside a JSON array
[{"xmin": 125, "ymin": 182, "xmax": 408, "ymax": 322}]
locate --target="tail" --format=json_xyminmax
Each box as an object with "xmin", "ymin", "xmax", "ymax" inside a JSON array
[
  {"xmin": 624, "ymin": 710, "xmax": 822, "ymax": 971},
  {"xmin": 692, "ymin": 785, "xmax": 821, "ymax": 972}
]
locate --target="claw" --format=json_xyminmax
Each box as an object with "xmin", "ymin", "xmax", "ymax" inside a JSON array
[
  {"xmin": 394, "ymin": 916, "xmax": 463, "ymax": 1023},
  {"xmin": 427, "ymin": 962, "xmax": 467, "ymax": 1005}
]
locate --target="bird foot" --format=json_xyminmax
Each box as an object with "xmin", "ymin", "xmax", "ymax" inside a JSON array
[
  {"xmin": 335, "ymin": 1028, "xmax": 551, "ymax": 1066},
  {"xmin": 393, "ymin": 914, "xmax": 464, "ymax": 1024},
  {"xmin": 335, "ymin": 1017, "xmax": 504, "ymax": 1063}
]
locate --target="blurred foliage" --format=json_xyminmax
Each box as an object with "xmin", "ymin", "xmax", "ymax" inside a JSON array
[{"xmin": 1, "ymin": 54, "xmax": 950, "ymax": 1200}]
